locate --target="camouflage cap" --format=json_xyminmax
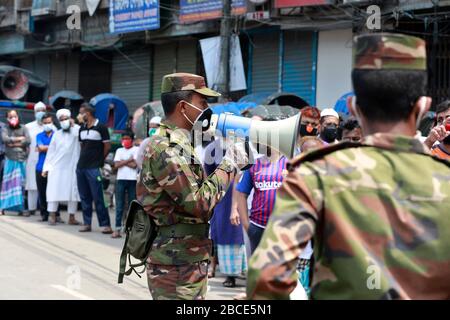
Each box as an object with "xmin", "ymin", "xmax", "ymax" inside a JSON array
[
  {"xmin": 161, "ymin": 72, "xmax": 221, "ymax": 97},
  {"xmin": 353, "ymin": 33, "xmax": 426, "ymax": 71}
]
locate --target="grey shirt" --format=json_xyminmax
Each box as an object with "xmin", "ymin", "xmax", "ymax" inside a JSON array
[
  {"xmin": 0, "ymin": 122, "xmax": 5, "ymax": 155},
  {"xmin": 1, "ymin": 125, "xmax": 31, "ymax": 162}
]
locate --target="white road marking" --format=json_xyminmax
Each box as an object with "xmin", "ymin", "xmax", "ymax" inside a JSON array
[{"xmin": 50, "ymin": 285, "xmax": 95, "ymax": 300}]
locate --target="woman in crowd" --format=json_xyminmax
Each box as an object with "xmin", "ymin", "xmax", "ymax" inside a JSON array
[
  {"xmin": 204, "ymin": 139, "xmax": 247, "ymax": 288},
  {"xmin": 0, "ymin": 110, "xmax": 31, "ymax": 215}
]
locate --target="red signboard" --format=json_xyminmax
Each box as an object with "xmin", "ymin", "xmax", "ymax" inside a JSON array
[{"xmin": 274, "ymin": 0, "xmax": 332, "ymax": 9}]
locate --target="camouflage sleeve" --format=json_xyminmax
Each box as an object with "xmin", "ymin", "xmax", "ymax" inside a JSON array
[
  {"xmin": 246, "ymin": 162, "xmax": 324, "ymax": 300},
  {"xmin": 147, "ymin": 143, "xmax": 237, "ymax": 221}
]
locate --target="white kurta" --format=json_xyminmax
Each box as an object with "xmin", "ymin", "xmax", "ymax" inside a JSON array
[
  {"xmin": 25, "ymin": 120, "xmax": 43, "ymax": 190},
  {"xmin": 43, "ymin": 125, "xmax": 81, "ymax": 202}
]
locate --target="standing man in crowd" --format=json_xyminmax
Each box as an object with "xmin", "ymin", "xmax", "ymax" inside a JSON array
[
  {"xmin": 25, "ymin": 102, "xmax": 47, "ymax": 217},
  {"xmin": 137, "ymin": 73, "xmax": 248, "ymax": 300},
  {"xmin": 318, "ymin": 108, "xmax": 340, "ymax": 145},
  {"xmin": 247, "ymin": 33, "xmax": 450, "ymax": 299},
  {"xmin": 112, "ymin": 131, "xmax": 138, "ymax": 238},
  {"xmin": 295, "ymin": 106, "xmax": 321, "ymax": 155},
  {"xmin": 77, "ymin": 103, "xmax": 113, "ymax": 234},
  {"xmin": 233, "ymin": 130, "xmax": 288, "ymax": 254},
  {"xmin": 43, "ymin": 109, "xmax": 81, "ymax": 226},
  {"xmin": 35, "ymin": 113, "xmax": 56, "ymax": 224},
  {"xmin": 425, "ymin": 100, "xmax": 450, "ymax": 160},
  {"xmin": 341, "ymin": 117, "xmax": 362, "ymax": 142}
]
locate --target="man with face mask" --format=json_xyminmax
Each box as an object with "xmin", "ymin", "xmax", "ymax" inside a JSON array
[
  {"xmin": 318, "ymin": 108, "xmax": 340, "ymax": 144},
  {"xmin": 295, "ymin": 106, "xmax": 321, "ymax": 155},
  {"xmin": 43, "ymin": 109, "xmax": 81, "ymax": 226},
  {"xmin": 429, "ymin": 100, "xmax": 450, "ymax": 160},
  {"xmin": 76, "ymin": 103, "xmax": 113, "ymax": 234},
  {"xmin": 25, "ymin": 102, "xmax": 48, "ymax": 218},
  {"xmin": 35, "ymin": 113, "xmax": 57, "ymax": 224},
  {"xmin": 247, "ymin": 33, "xmax": 450, "ymax": 299},
  {"xmin": 136, "ymin": 73, "xmax": 249, "ymax": 300}
]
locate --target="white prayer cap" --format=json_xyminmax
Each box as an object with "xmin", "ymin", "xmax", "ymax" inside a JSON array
[
  {"xmin": 150, "ymin": 116, "xmax": 162, "ymax": 124},
  {"xmin": 56, "ymin": 108, "xmax": 71, "ymax": 119},
  {"xmin": 34, "ymin": 101, "xmax": 46, "ymax": 112},
  {"xmin": 320, "ymin": 108, "xmax": 339, "ymax": 119}
]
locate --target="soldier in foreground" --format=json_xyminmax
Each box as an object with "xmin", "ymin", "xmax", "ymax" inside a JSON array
[
  {"xmin": 247, "ymin": 33, "xmax": 450, "ymax": 299},
  {"xmin": 137, "ymin": 73, "xmax": 248, "ymax": 300}
]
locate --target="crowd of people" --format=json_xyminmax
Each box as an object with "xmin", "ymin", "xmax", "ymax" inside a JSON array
[{"xmin": 0, "ymin": 102, "xmax": 165, "ymax": 239}]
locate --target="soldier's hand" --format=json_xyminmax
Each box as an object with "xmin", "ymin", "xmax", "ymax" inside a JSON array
[
  {"xmin": 223, "ymin": 137, "xmax": 249, "ymax": 171},
  {"xmin": 425, "ymin": 125, "xmax": 448, "ymax": 148},
  {"xmin": 42, "ymin": 171, "xmax": 48, "ymax": 178},
  {"xmin": 230, "ymin": 209, "xmax": 241, "ymax": 226}
]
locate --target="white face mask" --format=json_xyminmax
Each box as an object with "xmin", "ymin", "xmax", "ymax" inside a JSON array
[
  {"xmin": 60, "ymin": 119, "xmax": 71, "ymax": 130},
  {"xmin": 43, "ymin": 124, "xmax": 53, "ymax": 132},
  {"xmin": 182, "ymin": 101, "xmax": 204, "ymax": 126}
]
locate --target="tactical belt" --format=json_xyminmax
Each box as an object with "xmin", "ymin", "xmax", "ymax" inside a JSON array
[{"xmin": 158, "ymin": 223, "xmax": 209, "ymax": 238}]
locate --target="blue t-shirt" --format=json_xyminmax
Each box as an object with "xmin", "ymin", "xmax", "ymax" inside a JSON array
[
  {"xmin": 36, "ymin": 131, "xmax": 54, "ymax": 172},
  {"xmin": 236, "ymin": 156, "xmax": 287, "ymax": 227}
]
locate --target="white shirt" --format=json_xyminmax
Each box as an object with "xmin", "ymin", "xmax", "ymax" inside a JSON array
[{"xmin": 114, "ymin": 146, "xmax": 139, "ymax": 181}]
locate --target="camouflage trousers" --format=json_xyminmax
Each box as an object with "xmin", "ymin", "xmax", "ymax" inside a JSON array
[{"xmin": 147, "ymin": 261, "xmax": 209, "ymax": 300}]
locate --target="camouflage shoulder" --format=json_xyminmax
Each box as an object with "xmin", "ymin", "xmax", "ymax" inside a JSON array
[
  {"xmin": 144, "ymin": 134, "xmax": 171, "ymax": 158},
  {"xmin": 429, "ymin": 153, "xmax": 450, "ymax": 168},
  {"xmin": 288, "ymin": 141, "xmax": 361, "ymax": 171}
]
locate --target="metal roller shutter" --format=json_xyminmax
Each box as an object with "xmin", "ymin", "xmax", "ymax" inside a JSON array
[
  {"xmin": 282, "ymin": 31, "xmax": 316, "ymax": 106},
  {"xmin": 49, "ymin": 52, "xmax": 79, "ymax": 95},
  {"xmin": 111, "ymin": 50, "xmax": 151, "ymax": 113},
  {"xmin": 250, "ymin": 32, "xmax": 279, "ymax": 94},
  {"xmin": 152, "ymin": 43, "xmax": 177, "ymax": 101}
]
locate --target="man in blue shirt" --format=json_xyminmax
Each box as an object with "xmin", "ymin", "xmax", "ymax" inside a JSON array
[{"xmin": 36, "ymin": 113, "xmax": 57, "ymax": 224}]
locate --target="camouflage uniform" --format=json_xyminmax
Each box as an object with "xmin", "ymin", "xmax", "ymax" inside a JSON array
[
  {"xmin": 247, "ymin": 33, "xmax": 450, "ymax": 300},
  {"xmin": 137, "ymin": 73, "xmax": 240, "ymax": 300}
]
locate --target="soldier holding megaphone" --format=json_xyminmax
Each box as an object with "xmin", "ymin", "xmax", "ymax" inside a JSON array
[{"xmin": 136, "ymin": 73, "xmax": 249, "ymax": 300}]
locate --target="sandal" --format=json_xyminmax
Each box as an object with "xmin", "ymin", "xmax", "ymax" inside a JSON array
[
  {"xmin": 68, "ymin": 215, "xmax": 81, "ymax": 225},
  {"xmin": 111, "ymin": 231, "xmax": 122, "ymax": 239},
  {"xmin": 102, "ymin": 227, "xmax": 114, "ymax": 234},
  {"xmin": 222, "ymin": 276, "xmax": 236, "ymax": 288},
  {"xmin": 79, "ymin": 225, "xmax": 92, "ymax": 232}
]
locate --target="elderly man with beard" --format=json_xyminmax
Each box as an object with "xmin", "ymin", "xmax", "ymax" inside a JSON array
[{"xmin": 42, "ymin": 109, "xmax": 81, "ymax": 226}]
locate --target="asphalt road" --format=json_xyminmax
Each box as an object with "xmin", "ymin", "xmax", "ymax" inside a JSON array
[{"xmin": 0, "ymin": 210, "xmax": 246, "ymax": 300}]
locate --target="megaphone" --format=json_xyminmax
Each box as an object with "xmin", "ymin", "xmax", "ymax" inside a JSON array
[
  {"xmin": 1, "ymin": 69, "xmax": 29, "ymax": 100},
  {"xmin": 200, "ymin": 112, "xmax": 300, "ymax": 158}
]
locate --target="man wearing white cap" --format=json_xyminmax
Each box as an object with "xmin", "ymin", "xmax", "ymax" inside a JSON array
[
  {"xmin": 135, "ymin": 116, "xmax": 162, "ymax": 170},
  {"xmin": 319, "ymin": 108, "xmax": 340, "ymax": 144},
  {"xmin": 25, "ymin": 101, "xmax": 47, "ymax": 218},
  {"xmin": 42, "ymin": 109, "xmax": 81, "ymax": 225}
]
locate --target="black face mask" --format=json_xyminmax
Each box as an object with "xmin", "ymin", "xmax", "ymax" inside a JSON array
[
  {"xmin": 299, "ymin": 124, "xmax": 318, "ymax": 137},
  {"xmin": 443, "ymin": 134, "xmax": 450, "ymax": 145},
  {"xmin": 321, "ymin": 126, "xmax": 338, "ymax": 143}
]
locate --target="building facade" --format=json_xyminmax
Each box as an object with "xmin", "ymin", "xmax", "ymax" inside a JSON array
[{"xmin": 0, "ymin": 0, "xmax": 449, "ymax": 112}]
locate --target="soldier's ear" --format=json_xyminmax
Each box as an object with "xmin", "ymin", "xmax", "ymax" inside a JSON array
[{"xmin": 177, "ymin": 100, "xmax": 187, "ymax": 114}]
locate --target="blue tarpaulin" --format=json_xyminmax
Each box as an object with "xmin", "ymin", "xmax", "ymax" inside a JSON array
[
  {"xmin": 90, "ymin": 93, "xmax": 129, "ymax": 130},
  {"xmin": 334, "ymin": 91, "xmax": 354, "ymax": 116}
]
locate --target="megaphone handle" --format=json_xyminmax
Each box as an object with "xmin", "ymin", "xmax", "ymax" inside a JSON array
[{"xmin": 241, "ymin": 137, "xmax": 252, "ymax": 171}]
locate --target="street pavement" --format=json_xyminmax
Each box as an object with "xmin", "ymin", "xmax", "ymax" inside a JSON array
[{"xmin": 0, "ymin": 210, "xmax": 246, "ymax": 300}]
